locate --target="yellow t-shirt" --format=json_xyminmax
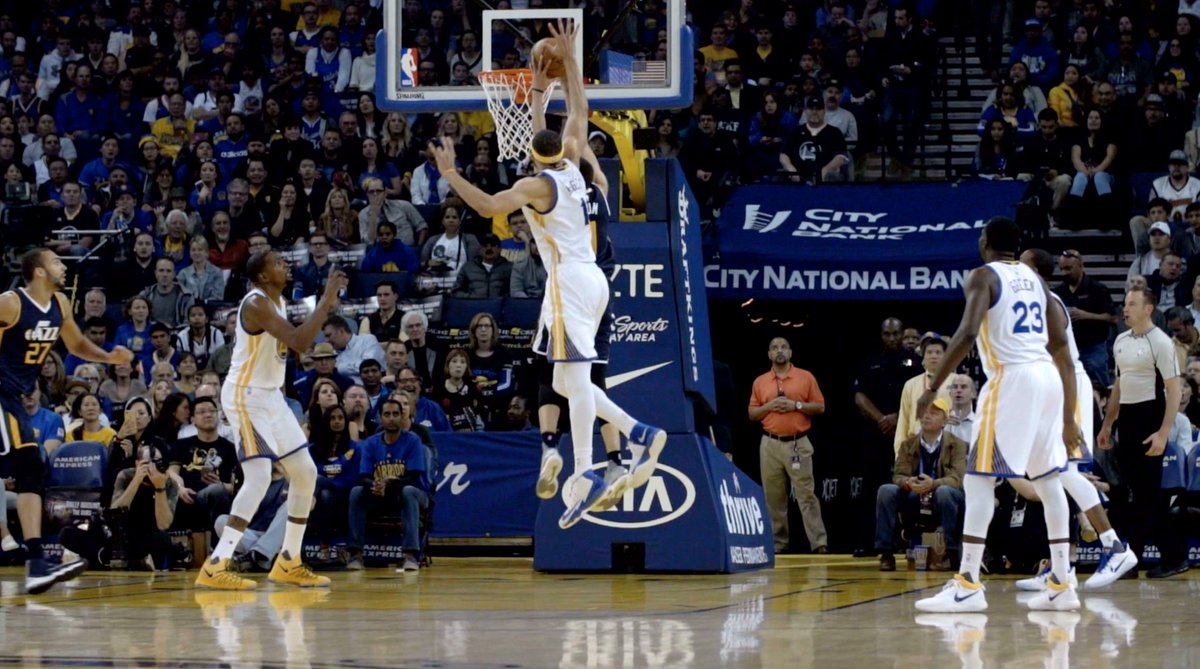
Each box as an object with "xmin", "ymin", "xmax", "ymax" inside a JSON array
[
  {"xmin": 66, "ymin": 426, "xmax": 117, "ymax": 446},
  {"xmin": 150, "ymin": 117, "xmax": 195, "ymax": 159}
]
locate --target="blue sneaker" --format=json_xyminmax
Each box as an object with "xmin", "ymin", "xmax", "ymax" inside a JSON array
[
  {"xmin": 559, "ymin": 471, "xmax": 609, "ymax": 529},
  {"xmin": 628, "ymin": 422, "xmax": 667, "ymax": 489},
  {"xmin": 1084, "ymin": 542, "xmax": 1138, "ymax": 590}
]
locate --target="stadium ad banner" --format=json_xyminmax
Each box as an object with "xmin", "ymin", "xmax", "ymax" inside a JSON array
[{"xmin": 707, "ymin": 180, "xmax": 1029, "ymax": 300}]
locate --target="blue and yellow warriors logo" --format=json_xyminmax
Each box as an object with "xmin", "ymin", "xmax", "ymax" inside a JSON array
[{"xmin": 22, "ymin": 320, "xmax": 60, "ymax": 365}]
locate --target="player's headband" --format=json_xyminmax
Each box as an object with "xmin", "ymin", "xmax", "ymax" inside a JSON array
[{"xmin": 531, "ymin": 146, "xmax": 564, "ymax": 164}]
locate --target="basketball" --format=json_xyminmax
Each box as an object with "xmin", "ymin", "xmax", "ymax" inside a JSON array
[{"xmin": 532, "ymin": 38, "xmax": 566, "ymax": 79}]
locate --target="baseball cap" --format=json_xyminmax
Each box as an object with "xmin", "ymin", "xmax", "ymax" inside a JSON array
[
  {"xmin": 929, "ymin": 396, "xmax": 951, "ymax": 415},
  {"xmin": 1024, "ymin": 17, "xmax": 1042, "ymax": 28},
  {"xmin": 919, "ymin": 331, "xmax": 946, "ymax": 352},
  {"xmin": 804, "ymin": 95, "xmax": 823, "ymax": 108},
  {"xmin": 1144, "ymin": 93, "xmax": 1165, "ymax": 108},
  {"xmin": 112, "ymin": 185, "xmax": 137, "ymax": 201},
  {"xmin": 588, "ymin": 130, "xmax": 607, "ymax": 143},
  {"xmin": 1169, "ymin": 149, "xmax": 1189, "ymax": 164},
  {"xmin": 481, "ymin": 233, "xmax": 501, "ymax": 246},
  {"xmin": 1160, "ymin": 71, "xmax": 1179, "ymax": 84},
  {"xmin": 1149, "ymin": 221, "xmax": 1172, "ymax": 235},
  {"xmin": 311, "ymin": 342, "xmax": 337, "ymax": 358}
]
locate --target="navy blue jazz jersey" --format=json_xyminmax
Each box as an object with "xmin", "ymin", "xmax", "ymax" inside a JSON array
[
  {"xmin": 0, "ymin": 289, "xmax": 63, "ymax": 451},
  {"xmin": 586, "ymin": 185, "xmax": 616, "ymax": 363}
]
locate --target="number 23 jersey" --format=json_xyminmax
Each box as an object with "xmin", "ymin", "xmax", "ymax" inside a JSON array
[{"xmin": 978, "ymin": 261, "xmax": 1053, "ymax": 377}]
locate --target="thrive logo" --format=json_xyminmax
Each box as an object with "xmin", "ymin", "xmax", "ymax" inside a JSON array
[
  {"xmin": 719, "ymin": 479, "xmax": 764, "ymax": 536},
  {"xmin": 743, "ymin": 204, "xmax": 791, "ymax": 233}
]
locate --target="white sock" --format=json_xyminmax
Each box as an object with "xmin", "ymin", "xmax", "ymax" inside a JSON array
[
  {"xmin": 1050, "ymin": 543, "xmax": 1071, "ymax": 583},
  {"xmin": 1100, "ymin": 529, "xmax": 1121, "ymax": 550},
  {"xmin": 959, "ymin": 543, "xmax": 985, "ymax": 582},
  {"xmin": 281, "ymin": 521, "xmax": 306, "ymax": 560},
  {"xmin": 211, "ymin": 526, "xmax": 244, "ymax": 562}
]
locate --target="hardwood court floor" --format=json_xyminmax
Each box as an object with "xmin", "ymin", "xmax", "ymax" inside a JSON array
[{"xmin": 0, "ymin": 555, "xmax": 1196, "ymax": 668}]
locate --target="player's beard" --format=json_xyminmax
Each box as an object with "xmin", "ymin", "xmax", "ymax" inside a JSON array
[{"xmin": 52, "ymin": 272, "xmax": 67, "ymax": 290}]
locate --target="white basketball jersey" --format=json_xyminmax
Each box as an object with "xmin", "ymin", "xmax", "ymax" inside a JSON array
[
  {"xmin": 978, "ymin": 261, "xmax": 1053, "ymax": 377},
  {"xmin": 225, "ymin": 288, "xmax": 288, "ymax": 390},
  {"xmin": 521, "ymin": 160, "xmax": 595, "ymax": 272},
  {"xmin": 1048, "ymin": 291, "xmax": 1086, "ymax": 376}
]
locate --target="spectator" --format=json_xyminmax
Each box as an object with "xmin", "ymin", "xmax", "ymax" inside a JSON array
[
  {"xmin": 115, "ymin": 295, "xmax": 155, "ymax": 376},
  {"xmin": 347, "ymin": 395, "xmax": 429, "ymax": 571},
  {"xmin": 149, "ymin": 93, "xmax": 194, "ymax": 160},
  {"xmin": 1126, "ymin": 95, "xmax": 1180, "ymax": 172},
  {"xmin": 21, "ymin": 387, "xmax": 65, "ymax": 455},
  {"xmin": 64, "ymin": 392, "xmax": 116, "ymax": 446},
  {"xmin": 1148, "ymin": 252, "xmax": 1189, "ymax": 312},
  {"xmin": 432, "ymin": 348, "xmax": 484, "ymax": 431},
  {"xmin": 745, "ymin": 91, "xmax": 798, "ymax": 179},
  {"xmin": 139, "ymin": 258, "xmax": 194, "ymax": 328},
  {"xmin": 978, "ymin": 81, "xmax": 1037, "ymax": 139},
  {"xmin": 1055, "ymin": 250, "xmax": 1118, "ymax": 388},
  {"xmin": 226, "ymin": 178, "xmax": 266, "ymax": 241},
  {"xmin": 453, "ymin": 234, "xmax": 512, "ymax": 298},
  {"xmin": 1067, "ymin": 108, "xmax": 1119, "ymax": 204},
  {"xmin": 175, "ymin": 303, "xmax": 227, "ymax": 371},
  {"xmin": 295, "ymin": 232, "xmax": 336, "ymax": 297},
  {"xmin": 510, "ymin": 237, "xmax": 546, "ymax": 299},
  {"xmin": 382, "ymin": 339, "xmax": 410, "ymax": 385},
  {"xmin": 344, "ymin": 385, "xmax": 378, "ymax": 440},
  {"xmin": 1017, "ymin": 109, "xmax": 1074, "ymax": 222},
  {"xmin": 974, "ymin": 119, "xmax": 1019, "ymax": 179},
  {"xmin": 748, "ymin": 337, "xmax": 827, "ymax": 554},
  {"xmin": 1048, "ymin": 64, "xmax": 1086, "ymax": 129},
  {"xmin": 894, "ymin": 333, "xmax": 954, "ymax": 452},
  {"xmin": 101, "ymin": 187, "xmax": 154, "ymax": 235},
  {"xmin": 1130, "ymin": 221, "xmax": 1174, "ymax": 281},
  {"xmin": 945, "ymin": 374, "xmax": 977, "ymax": 444},
  {"xmin": 780, "ymin": 96, "xmax": 849, "ymax": 183},
  {"xmin": 160, "ymin": 210, "xmax": 194, "ymax": 270},
  {"xmin": 420, "ymin": 199, "xmax": 480, "ymax": 277},
  {"xmin": 820, "ymin": 81, "xmax": 857, "ymax": 153},
  {"xmin": 322, "ymin": 317, "xmax": 386, "ymax": 385},
  {"xmin": 397, "ymin": 367, "xmax": 451, "ymax": 432},
  {"xmin": 1063, "ymin": 26, "xmax": 1107, "ymax": 85},
  {"xmin": 402, "ymin": 310, "xmax": 442, "ymax": 389},
  {"xmin": 874, "ymin": 397, "xmax": 966, "ymax": 571},
  {"xmin": 106, "ymin": 447, "xmax": 178, "ymax": 572},
  {"xmin": 213, "ymin": 463, "xmax": 291, "ymax": 573},
  {"xmin": 267, "ymin": 182, "xmax": 308, "ymax": 248},
  {"xmin": 176, "ymin": 238, "xmax": 227, "ymax": 302},
  {"xmin": 465, "ymin": 312, "xmax": 516, "ymax": 428},
  {"xmin": 1131, "ymin": 166, "xmax": 1198, "ymax": 259},
  {"xmin": 700, "ymin": 22, "xmax": 739, "ymax": 87},
  {"xmin": 981, "ymin": 61, "xmax": 1049, "ymax": 115},
  {"xmin": 410, "ymin": 144, "xmax": 451, "ymax": 206},
  {"xmin": 879, "ymin": 6, "xmax": 931, "ymax": 174},
  {"xmin": 66, "ymin": 317, "xmax": 114, "ymax": 376},
  {"xmin": 55, "ymin": 64, "xmax": 106, "ymax": 154},
  {"xmin": 147, "ymin": 323, "xmax": 182, "ymax": 378},
  {"xmin": 1011, "ymin": 18, "xmax": 1059, "ymax": 93},
  {"xmin": 1168, "ymin": 307, "xmax": 1200, "ymax": 371},
  {"xmin": 99, "ymin": 360, "xmax": 149, "ymax": 418},
  {"xmin": 1099, "ymin": 32, "xmax": 1153, "ymax": 107},
  {"xmin": 359, "ymin": 360, "xmax": 388, "ymax": 417},
  {"xmin": 361, "ymin": 220, "xmax": 419, "ymax": 274},
  {"xmin": 359, "ymin": 177, "xmax": 427, "ymax": 246},
  {"xmin": 47, "ymin": 180, "xmax": 98, "ymax": 257},
  {"xmin": 168, "ymin": 397, "xmax": 237, "ymax": 565},
  {"xmin": 361, "ymin": 281, "xmax": 405, "ymax": 342},
  {"xmin": 679, "ymin": 109, "xmax": 739, "ymax": 218},
  {"xmin": 1179, "ymin": 204, "xmax": 1200, "ymax": 264},
  {"xmin": 310, "ymin": 404, "xmax": 360, "ymax": 560}
]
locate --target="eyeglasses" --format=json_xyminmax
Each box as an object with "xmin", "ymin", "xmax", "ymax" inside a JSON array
[{"xmin": 367, "ymin": 189, "xmax": 385, "ymax": 194}]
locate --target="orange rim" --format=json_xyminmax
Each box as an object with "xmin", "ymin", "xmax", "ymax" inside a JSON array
[{"xmin": 479, "ymin": 68, "xmax": 534, "ymax": 104}]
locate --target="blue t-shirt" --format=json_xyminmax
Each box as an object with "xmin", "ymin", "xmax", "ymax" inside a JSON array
[
  {"xmin": 317, "ymin": 442, "xmax": 362, "ymax": 492},
  {"xmin": 358, "ymin": 429, "xmax": 429, "ymax": 492},
  {"xmin": 29, "ymin": 407, "xmax": 65, "ymax": 449}
]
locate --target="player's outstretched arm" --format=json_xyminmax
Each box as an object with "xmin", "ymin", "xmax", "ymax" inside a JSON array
[
  {"xmin": 1043, "ymin": 286, "xmax": 1081, "ymax": 449},
  {"xmin": 530, "ymin": 56, "xmax": 552, "ymax": 135},
  {"xmin": 432, "ymin": 141, "xmax": 553, "ymax": 216},
  {"xmin": 244, "ymin": 270, "xmax": 348, "ymax": 354},
  {"xmin": 55, "ymin": 293, "xmax": 134, "ymax": 366},
  {"xmin": 917, "ymin": 268, "xmax": 994, "ymax": 417},
  {"xmin": 549, "ymin": 19, "xmax": 586, "ymax": 164}
]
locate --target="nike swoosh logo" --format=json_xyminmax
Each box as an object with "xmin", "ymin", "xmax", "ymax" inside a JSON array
[
  {"xmin": 607, "ymin": 362, "xmax": 673, "ymax": 389},
  {"xmin": 1048, "ymin": 590, "xmax": 1066, "ymax": 600},
  {"xmin": 954, "ymin": 590, "xmax": 980, "ymax": 603}
]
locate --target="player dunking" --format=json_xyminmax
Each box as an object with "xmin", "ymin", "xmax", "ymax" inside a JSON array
[
  {"xmin": 914, "ymin": 217, "xmax": 1084, "ymax": 613},
  {"xmin": 431, "ymin": 21, "xmax": 666, "ymax": 529},
  {"xmin": 0, "ymin": 249, "xmax": 134, "ymax": 593},
  {"xmin": 527, "ymin": 30, "xmax": 630, "ymax": 510},
  {"xmin": 1017, "ymin": 248, "xmax": 1137, "ymax": 590},
  {"xmin": 195, "ymin": 250, "xmax": 347, "ymax": 589}
]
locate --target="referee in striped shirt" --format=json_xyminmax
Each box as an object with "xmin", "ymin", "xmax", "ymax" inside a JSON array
[{"xmin": 1099, "ymin": 287, "xmax": 1183, "ymax": 578}]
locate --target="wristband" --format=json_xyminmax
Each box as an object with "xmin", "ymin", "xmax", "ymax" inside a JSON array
[
  {"xmin": 532, "ymin": 87, "xmax": 545, "ymax": 93},
  {"xmin": 155, "ymin": 487, "xmax": 166, "ymax": 493}
]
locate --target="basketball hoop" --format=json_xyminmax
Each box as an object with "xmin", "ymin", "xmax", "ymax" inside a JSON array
[{"xmin": 478, "ymin": 69, "xmax": 560, "ymax": 161}]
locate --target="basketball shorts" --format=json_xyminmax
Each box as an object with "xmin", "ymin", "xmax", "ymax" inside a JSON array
[
  {"xmin": 222, "ymin": 383, "xmax": 309, "ymax": 461},
  {"xmin": 1068, "ymin": 371, "xmax": 1094, "ymax": 463},
  {"xmin": 0, "ymin": 394, "xmax": 45, "ymax": 494},
  {"xmin": 968, "ymin": 361, "xmax": 1067, "ymax": 479},
  {"xmin": 532, "ymin": 262, "xmax": 608, "ymax": 363}
]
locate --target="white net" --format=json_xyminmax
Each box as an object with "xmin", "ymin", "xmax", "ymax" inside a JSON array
[{"xmin": 478, "ymin": 69, "xmax": 560, "ymax": 161}]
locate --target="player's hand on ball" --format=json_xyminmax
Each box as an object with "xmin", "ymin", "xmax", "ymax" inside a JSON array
[
  {"xmin": 548, "ymin": 19, "xmax": 577, "ymax": 66},
  {"xmin": 531, "ymin": 53, "xmax": 553, "ymax": 89},
  {"xmin": 109, "ymin": 346, "xmax": 135, "ymax": 365}
]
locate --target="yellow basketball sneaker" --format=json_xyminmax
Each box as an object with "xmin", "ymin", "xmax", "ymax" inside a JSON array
[
  {"xmin": 195, "ymin": 557, "xmax": 257, "ymax": 590},
  {"xmin": 268, "ymin": 552, "xmax": 331, "ymax": 588}
]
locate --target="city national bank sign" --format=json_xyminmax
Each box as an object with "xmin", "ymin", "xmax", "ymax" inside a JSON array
[{"xmin": 706, "ymin": 180, "xmax": 1029, "ymax": 300}]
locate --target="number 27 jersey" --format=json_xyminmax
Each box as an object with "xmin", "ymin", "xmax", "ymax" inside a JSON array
[{"xmin": 978, "ymin": 261, "xmax": 1052, "ymax": 377}]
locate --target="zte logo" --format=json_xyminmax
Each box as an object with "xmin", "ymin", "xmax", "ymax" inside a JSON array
[
  {"xmin": 743, "ymin": 205, "xmax": 792, "ymax": 233},
  {"xmin": 580, "ymin": 463, "xmax": 696, "ymax": 529}
]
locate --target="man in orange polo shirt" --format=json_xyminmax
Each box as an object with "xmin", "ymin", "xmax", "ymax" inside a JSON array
[{"xmin": 749, "ymin": 337, "xmax": 828, "ymax": 554}]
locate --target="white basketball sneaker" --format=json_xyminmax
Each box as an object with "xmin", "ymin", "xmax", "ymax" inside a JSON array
[
  {"xmin": 536, "ymin": 447, "xmax": 563, "ymax": 500},
  {"xmin": 914, "ymin": 574, "xmax": 988, "ymax": 613},
  {"xmin": 1016, "ymin": 559, "xmax": 1078, "ymax": 591},
  {"xmin": 1083, "ymin": 542, "xmax": 1137, "ymax": 590},
  {"xmin": 558, "ymin": 471, "xmax": 609, "ymax": 529},
  {"xmin": 1025, "ymin": 574, "xmax": 1080, "ymax": 611}
]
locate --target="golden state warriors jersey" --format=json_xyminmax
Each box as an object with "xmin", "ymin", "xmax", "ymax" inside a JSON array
[
  {"xmin": 522, "ymin": 160, "xmax": 596, "ymax": 271},
  {"xmin": 1048, "ymin": 291, "xmax": 1086, "ymax": 377},
  {"xmin": 226, "ymin": 288, "xmax": 288, "ymax": 390},
  {"xmin": 978, "ymin": 261, "xmax": 1053, "ymax": 377}
]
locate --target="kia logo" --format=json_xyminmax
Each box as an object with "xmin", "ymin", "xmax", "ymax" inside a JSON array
[{"xmin": 572, "ymin": 462, "xmax": 696, "ymax": 529}]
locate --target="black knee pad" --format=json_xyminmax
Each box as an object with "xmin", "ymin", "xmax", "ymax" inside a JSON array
[
  {"xmin": 12, "ymin": 446, "xmax": 45, "ymax": 495},
  {"xmin": 590, "ymin": 363, "xmax": 607, "ymax": 391},
  {"xmin": 538, "ymin": 380, "xmax": 568, "ymax": 413}
]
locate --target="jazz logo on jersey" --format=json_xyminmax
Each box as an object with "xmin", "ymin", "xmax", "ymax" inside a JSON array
[{"xmin": 23, "ymin": 320, "xmax": 59, "ymax": 365}]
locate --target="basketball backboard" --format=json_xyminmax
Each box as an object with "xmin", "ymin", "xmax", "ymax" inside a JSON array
[{"xmin": 376, "ymin": 0, "xmax": 692, "ymax": 113}]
